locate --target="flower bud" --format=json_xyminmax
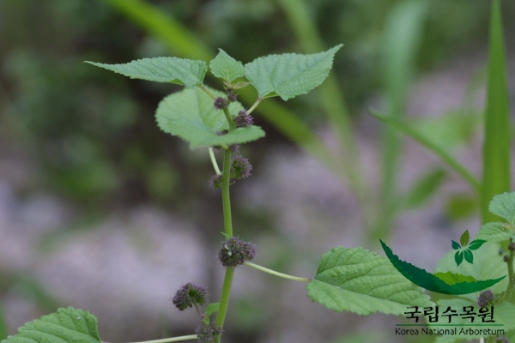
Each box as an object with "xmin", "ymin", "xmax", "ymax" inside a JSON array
[
  {"xmin": 233, "ymin": 110, "xmax": 254, "ymax": 128},
  {"xmin": 504, "ymin": 255, "xmax": 510, "ymax": 262},
  {"xmin": 213, "ymin": 97, "xmax": 228, "ymax": 110},
  {"xmin": 508, "ymin": 243, "xmax": 515, "ymax": 252},
  {"xmin": 477, "ymin": 289, "xmax": 495, "ymax": 308},
  {"xmin": 208, "ymin": 175, "xmax": 223, "ymax": 190},
  {"xmin": 218, "ymin": 237, "xmax": 256, "ymax": 267},
  {"xmin": 172, "ymin": 283, "xmax": 208, "ymax": 311},
  {"xmin": 195, "ymin": 322, "xmax": 222, "ymax": 343},
  {"xmin": 231, "ymin": 155, "xmax": 252, "ymax": 179}
]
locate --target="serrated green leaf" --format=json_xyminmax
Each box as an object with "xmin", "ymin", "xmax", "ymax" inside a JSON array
[
  {"xmin": 489, "ymin": 192, "xmax": 515, "ymax": 224},
  {"xmin": 85, "ymin": 57, "xmax": 207, "ymax": 88},
  {"xmin": 451, "ymin": 240, "xmax": 461, "ymax": 250},
  {"xmin": 476, "ymin": 222, "xmax": 515, "ymax": 243},
  {"xmin": 460, "ymin": 230, "xmax": 470, "ymax": 246},
  {"xmin": 306, "ymin": 246, "xmax": 433, "ymax": 315},
  {"xmin": 381, "ymin": 241, "xmax": 505, "ymax": 295},
  {"xmin": 434, "ymin": 299, "xmax": 515, "ymax": 343},
  {"xmin": 244, "ymin": 45, "xmax": 342, "ymax": 100},
  {"xmin": 209, "ymin": 49, "xmax": 245, "ymax": 83},
  {"xmin": 467, "ymin": 239, "xmax": 487, "ymax": 250},
  {"xmin": 155, "ymin": 87, "xmax": 265, "ymax": 148},
  {"xmin": 1, "ymin": 307, "xmax": 101, "ymax": 343},
  {"xmin": 205, "ymin": 302, "xmax": 220, "ymax": 317}
]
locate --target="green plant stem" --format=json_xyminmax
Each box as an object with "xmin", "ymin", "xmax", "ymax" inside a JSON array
[
  {"xmin": 221, "ymin": 150, "xmax": 233, "ymax": 237},
  {"xmin": 502, "ymin": 249, "xmax": 515, "ymax": 301},
  {"xmin": 222, "ymin": 108, "xmax": 236, "ymax": 131},
  {"xmin": 214, "ymin": 149, "xmax": 235, "ymax": 342},
  {"xmin": 215, "ymin": 267, "xmax": 235, "ymax": 341},
  {"xmin": 244, "ymin": 261, "xmax": 311, "ymax": 282},
  {"xmin": 114, "ymin": 335, "xmax": 198, "ymax": 343}
]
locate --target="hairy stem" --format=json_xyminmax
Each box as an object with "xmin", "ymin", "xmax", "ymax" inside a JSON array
[
  {"xmin": 221, "ymin": 149, "xmax": 233, "ymax": 237},
  {"xmin": 502, "ymin": 248, "xmax": 514, "ymax": 301},
  {"xmin": 215, "ymin": 267, "xmax": 235, "ymax": 339},
  {"xmin": 214, "ymin": 149, "xmax": 235, "ymax": 342},
  {"xmin": 107, "ymin": 335, "xmax": 198, "ymax": 343},
  {"xmin": 244, "ymin": 262, "xmax": 311, "ymax": 282}
]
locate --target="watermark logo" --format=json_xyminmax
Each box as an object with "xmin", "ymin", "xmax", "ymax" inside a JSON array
[
  {"xmin": 451, "ymin": 230, "xmax": 487, "ymax": 266},
  {"xmin": 380, "ymin": 237, "xmax": 505, "ymax": 295}
]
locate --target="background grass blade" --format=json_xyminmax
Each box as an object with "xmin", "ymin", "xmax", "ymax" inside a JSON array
[
  {"xmin": 276, "ymin": 0, "xmax": 372, "ymax": 228},
  {"xmin": 481, "ymin": 0, "xmax": 511, "ymax": 224},
  {"xmin": 370, "ymin": 110, "xmax": 480, "ymax": 193},
  {"xmin": 0, "ymin": 302, "xmax": 7, "ymax": 341},
  {"xmin": 373, "ymin": 0, "xmax": 428, "ymax": 241}
]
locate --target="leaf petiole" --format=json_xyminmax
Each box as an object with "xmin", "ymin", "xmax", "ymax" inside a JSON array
[
  {"xmin": 209, "ymin": 147, "xmax": 222, "ymax": 175},
  {"xmin": 246, "ymin": 97, "xmax": 262, "ymax": 115},
  {"xmin": 199, "ymin": 84, "xmax": 216, "ymax": 99},
  {"xmin": 107, "ymin": 335, "xmax": 198, "ymax": 343},
  {"xmin": 244, "ymin": 261, "xmax": 311, "ymax": 282}
]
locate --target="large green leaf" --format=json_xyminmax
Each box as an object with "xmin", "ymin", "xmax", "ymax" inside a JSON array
[
  {"xmin": 306, "ymin": 246, "xmax": 433, "ymax": 315},
  {"xmin": 475, "ymin": 222, "xmax": 515, "ymax": 243},
  {"xmin": 1, "ymin": 307, "xmax": 101, "ymax": 343},
  {"xmin": 85, "ymin": 57, "xmax": 207, "ymax": 88},
  {"xmin": 489, "ymin": 192, "xmax": 515, "ymax": 224},
  {"xmin": 244, "ymin": 45, "xmax": 342, "ymax": 100},
  {"xmin": 155, "ymin": 87, "xmax": 265, "ymax": 148},
  {"xmin": 209, "ymin": 49, "xmax": 245, "ymax": 83}
]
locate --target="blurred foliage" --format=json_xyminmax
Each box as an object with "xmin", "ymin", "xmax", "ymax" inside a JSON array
[{"xmin": 0, "ymin": 0, "xmax": 513, "ymax": 208}]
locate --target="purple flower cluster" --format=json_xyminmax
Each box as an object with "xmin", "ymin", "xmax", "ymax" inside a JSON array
[
  {"xmin": 226, "ymin": 89, "xmax": 237, "ymax": 102},
  {"xmin": 172, "ymin": 283, "xmax": 208, "ymax": 311},
  {"xmin": 213, "ymin": 97, "xmax": 228, "ymax": 110},
  {"xmin": 218, "ymin": 237, "xmax": 256, "ymax": 267},
  {"xmin": 208, "ymin": 174, "xmax": 223, "ymax": 189},
  {"xmin": 195, "ymin": 322, "xmax": 222, "ymax": 343},
  {"xmin": 477, "ymin": 289, "xmax": 495, "ymax": 308},
  {"xmin": 231, "ymin": 155, "xmax": 252, "ymax": 179},
  {"xmin": 233, "ymin": 110, "xmax": 254, "ymax": 128},
  {"xmin": 495, "ymin": 336, "xmax": 511, "ymax": 343}
]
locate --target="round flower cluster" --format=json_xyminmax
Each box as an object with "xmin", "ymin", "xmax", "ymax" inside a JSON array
[
  {"xmin": 233, "ymin": 110, "xmax": 254, "ymax": 128},
  {"xmin": 231, "ymin": 155, "xmax": 252, "ymax": 179},
  {"xmin": 172, "ymin": 283, "xmax": 208, "ymax": 311},
  {"xmin": 477, "ymin": 289, "xmax": 495, "ymax": 308},
  {"xmin": 195, "ymin": 322, "xmax": 222, "ymax": 343},
  {"xmin": 213, "ymin": 97, "xmax": 228, "ymax": 110},
  {"xmin": 218, "ymin": 237, "xmax": 256, "ymax": 267}
]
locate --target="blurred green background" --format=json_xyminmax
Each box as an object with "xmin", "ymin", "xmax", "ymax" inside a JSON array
[{"xmin": 0, "ymin": 1, "xmax": 514, "ymax": 343}]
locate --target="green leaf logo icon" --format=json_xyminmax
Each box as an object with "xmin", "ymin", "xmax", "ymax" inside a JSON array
[{"xmin": 451, "ymin": 230, "xmax": 486, "ymax": 266}]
